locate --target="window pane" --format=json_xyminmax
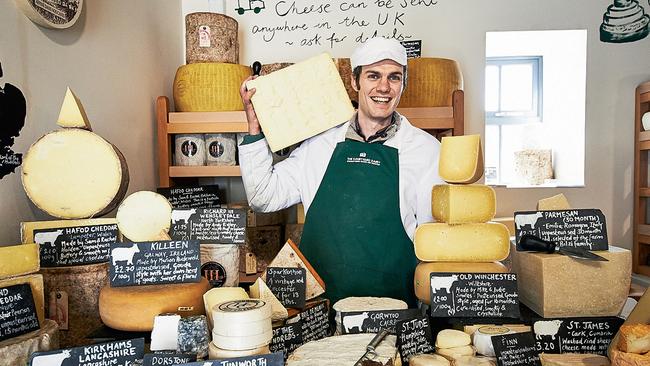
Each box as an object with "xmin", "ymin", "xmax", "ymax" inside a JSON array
[
  {"xmin": 485, "ymin": 65, "xmax": 499, "ymax": 112},
  {"xmin": 500, "ymin": 64, "xmax": 533, "ymax": 111},
  {"xmin": 485, "ymin": 124, "xmax": 500, "ymax": 184}
]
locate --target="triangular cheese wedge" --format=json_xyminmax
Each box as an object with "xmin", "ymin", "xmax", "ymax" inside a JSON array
[
  {"xmin": 262, "ymin": 239, "xmax": 325, "ymax": 300},
  {"xmin": 250, "ymin": 277, "xmax": 288, "ymax": 322},
  {"xmin": 537, "ymin": 193, "xmax": 571, "ymax": 211},
  {"xmin": 57, "ymin": 87, "xmax": 92, "ymax": 130}
]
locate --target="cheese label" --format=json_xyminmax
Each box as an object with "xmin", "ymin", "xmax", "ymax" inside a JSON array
[
  {"xmin": 341, "ymin": 309, "xmax": 420, "ymax": 335},
  {"xmin": 0, "ymin": 283, "xmax": 40, "ymax": 342},
  {"xmin": 270, "ymin": 321, "xmax": 303, "ymax": 361},
  {"xmin": 514, "ymin": 209, "xmax": 608, "ymax": 251},
  {"xmin": 396, "ymin": 315, "xmax": 435, "ymax": 363},
  {"xmin": 34, "ymin": 224, "xmax": 118, "ymax": 267},
  {"xmin": 429, "ymin": 273, "xmax": 520, "ymax": 319},
  {"xmin": 169, "ymin": 208, "xmax": 246, "ymax": 244},
  {"xmin": 532, "ymin": 317, "xmax": 624, "ymax": 356},
  {"xmin": 29, "ymin": 338, "xmax": 145, "ymax": 366},
  {"xmin": 109, "ymin": 240, "xmax": 201, "ymax": 287},
  {"xmin": 294, "ymin": 299, "xmax": 330, "ymax": 342},
  {"xmin": 48, "ymin": 290, "xmax": 69, "ymax": 330},
  {"xmin": 198, "ymin": 25, "xmax": 211, "ymax": 47},
  {"xmin": 218, "ymin": 299, "xmax": 266, "ymax": 313},
  {"xmin": 177, "ymin": 352, "xmax": 284, "ymax": 366},
  {"xmin": 157, "ymin": 185, "xmax": 222, "ymax": 209},
  {"xmin": 266, "ymin": 267, "xmax": 306, "ymax": 309},
  {"xmin": 142, "ymin": 353, "xmax": 197, "ymax": 366},
  {"xmin": 201, "ymin": 261, "xmax": 227, "ymax": 287},
  {"xmin": 491, "ymin": 332, "xmax": 541, "ymax": 366}
]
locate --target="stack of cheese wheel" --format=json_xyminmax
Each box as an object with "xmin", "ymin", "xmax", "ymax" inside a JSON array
[
  {"xmin": 209, "ymin": 299, "xmax": 273, "ymax": 359},
  {"xmin": 435, "ymin": 329, "xmax": 476, "ymax": 362},
  {"xmin": 414, "ymin": 135, "xmax": 510, "ymax": 306}
]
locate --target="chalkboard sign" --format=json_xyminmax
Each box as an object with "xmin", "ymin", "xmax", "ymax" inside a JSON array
[
  {"xmin": 29, "ymin": 338, "xmax": 145, "ymax": 366},
  {"xmin": 533, "ymin": 317, "xmax": 624, "ymax": 355},
  {"xmin": 514, "ymin": 209, "xmax": 608, "ymax": 251},
  {"xmin": 0, "ymin": 283, "xmax": 39, "ymax": 342},
  {"xmin": 429, "ymin": 273, "xmax": 520, "ymax": 318},
  {"xmin": 270, "ymin": 322, "xmax": 303, "ymax": 361},
  {"xmin": 169, "ymin": 208, "xmax": 246, "ymax": 244},
  {"xmin": 177, "ymin": 352, "xmax": 284, "ymax": 366},
  {"xmin": 109, "ymin": 240, "xmax": 201, "ymax": 287},
  {"xmin": 294, "ymin": 300, "xmax": 330, "ymax": 343},
  {"xmin": 396, "ymin": 315, "xmax": 435, "ymax": 364},
  {"xmin": 492, "ymin": 332, "xmax": 541, "ymax": 366},
  {"xmin": 401, "ymin": 40, "xmax": 422, "ymax": 58},
  {"xmin": 157, "ymin": 185, "xmax": 222, "ymax": 209},
  {"xmin": 341, "ymin": 309, "xmax": 420, "ymax": 335},
  {"xmin": 34, "ymin": 224, "xmax": 118, "ymax": 266},
  {"xmin": 143, "ymin": 353, "xmax": 196, "ymax": 366},
  {"xmin": 266, "ymin": 267, "xmax": 306, "ymax": 308}
]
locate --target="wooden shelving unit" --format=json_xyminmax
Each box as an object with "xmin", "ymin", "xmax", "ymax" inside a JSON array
[{"xmin": 633, "ymin": 80, "xmax": 650, "ymax": 276}]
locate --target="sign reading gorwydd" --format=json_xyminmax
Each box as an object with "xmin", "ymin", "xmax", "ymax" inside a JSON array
[
  {"xmin": 34, "ymin": 224, "xmax": 118, "ymax": 266},
  {"xmin": 429, "ymin": 273, "xmax": 520, "ymax": 318},
  {"xmin": 177, "ymin": 352, "xmax": 284, "ymax": 366},
  {"xmin": 492, "ymin": 332, "xmax": 541, "ymax": 366},
  {"xmin": 157, "ymin": 185, "xmax": 222, "ymax": 209},
  {"xmin": 514, "ymin": 209, "xmax": 608, "ymax": 251},
  {"xmin": 296, "ymin": 300, "xmax": 330, "ymax": 343},
  {"xmin": 169, "ymin": 208, "xmax": 246, "ymax": 244},
  {"xmin": 270, "ymin": 321, "xmax": 303, "ymax": 360},
  {"xmin": 109, "ymin": 240, "xmax": 201, "ymax": 287},
  {"xmin": 29, "ymin": 338, "xmax": 145, "ymax": 366},
  {"xmin": 533, "ymin": 317, "xmax": 624, "ymax": 356},
  {"xmin": 266, "ymin": 267, "xmax": 306, "ymax": 308},
  {"xmin": 396, "ymin": 316, "xmax": 435, "ymax": 364},
  {"xmin": 341, "ymin": 309, "xmax": 420, "ymax": 335},
  {"xmin": 142, "ymin": 353, "xmax": 197, "ymax": 366},
  {"xmin": 0, "ymin": 284, "xmax": 39, "ymax": 342}
]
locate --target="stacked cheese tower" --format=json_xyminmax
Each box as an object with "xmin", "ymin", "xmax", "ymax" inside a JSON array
[
  {"xmin": 413, "ymin": 135, "xmax": 510, "ymax": 304},
  {"xmin": 209, "ymin": 299, "xmax": 273, "ymax": 358}
]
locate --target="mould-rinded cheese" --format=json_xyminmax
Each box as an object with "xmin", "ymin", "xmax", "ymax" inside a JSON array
[
  {"xmin": 492, "ymin": 217, "xmax": 515, "ymax": 237},
  {"xmin": 208, "ymin": 343, "xmax": 270, "ymax": 359},
  {"xmin": 438, "ymin": 135, "xmax": 483, "ymax": 184},
  {"xmin": 510, "ymin": 244, "xmax": 631, "ymax": 318},
  {"xmin": 618, "ymin": 324, "xmax": 650, "ymax": 354},
  {"xmin": 333, "ymin": 297, "xmax": 408, "ymax": 335},
  {"xmin": 409, "ymin": 353, "xmax": 451, "ymax": 366},
  {"xmin": 98, "ymin": 278, "xmax": 210, "ymax": 332},
  {"xmin": 249, "ymin": 278, "xmax": 288, "ymax": 322},
  {"xmin": 0, "ymin": 244, "xmax": 39, "ymax": 279},
  {"xmin": 431, "ymin": 184, "xmax": 496, "ymax": 224},
  {"xmin": 21, "ymin": 218, "xmax": 117, "ymax": 244},
  {"xmin": 537, "ymin": 193, "xmax": 571, "ymax": 211},
  {"xmin": 116, "ymin": 191, "xmax": 172, "ymax": 242},
  {"xmin": 262, "ymin": 239, "xmax": 326, "ymax": 300},
  {"xmin": 177, "ymin": 315, "xmax": 209, "ymax": 359},
  {"xmin": 200, "ymin": 244, "xmax": 240, "ymax": 287},
  {"xmin": 0, "ymin": 319, "xmax": 59, "ymax": 366},
  {"xmin": 436, "ymin": 345, "xmax": 476, "ymax": 360},
  {"xmin": 609, "ymin": 348, "xmax": 650, "ymax": 366},
  {"xmin": 539, "ymin": 353, "xmax": 611, "ymax": 366},
  {"xmin": 435, "ymin": 329, "xmax": 472, "ymax": 349},
  {"xmin": 414, "ymin": 262, "xmax": 508, "ymax": 304},
  {"xmin": 173, "ymin": 63, "xmax": 251, "ymax": 112},
  {"xmin": 203, "ymin": 287, "xmax": 249, "ymax": 328},
  {"xmin": 0, "ymin": 274, "xmax": 45, "ymax": 325},
  {"xmin": 453, "ymin": 356, "xmax": 497, "ymax": 366},
  {"xmin": 246, "ymin": 53, "xmax": 355, "ymax": 152},
  {"xmin": 212, "ymin": 318, "xmax": 271, "ymax": 337},
  {"xmin": 414, "ymin": 223, "xmax": 510, "ymax": 262},
  {"xmin": 212, "ymin": 299, "xmax": 272, "ymax": 325},
  {"xmin": 287, "ymin": 334, "xmax": 401, "ymax": 366},
  {"xmin": 472, "ymin": 326, "xmax": 513, "ymax": 357},
  {"xmin": 22, "ymin": 129, "xmax": 129, "ymax": 219},
  {"xmin": 398, "ymin": 58, "xmax": 463, "ymax": 108},
  {"xmin": 150, "ymin": 314, "xmax": 181, "ymax": 351},
  {"xmin": 212, "ymin": 329, "xmax": 273, "ymax": 351},
  {"xmin": 57, "ymin": 87, "xmax": 91, "ymax": 130}
]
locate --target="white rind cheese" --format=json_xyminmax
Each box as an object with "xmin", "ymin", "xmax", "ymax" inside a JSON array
[
  {"xmin": 435, "ymin": 329, "xmax": 472, "ymax": 349},
  {"xmin": 150, "ymin": 314, "xmax": 181, "ymax": 351},
  {"xmin": 57, "ymin": 87, "xmax": 92, "ymax": 130},
  {"xmin": 249, "ymin": 278, "xmax": 288, "ymax": 322},
  {"xmin": 287, "ymin": 334, "xmax": 401, "ymax": 366},
  {"xmin": 116, "ymin": 191, "xmax": 172, "ymax": 242},
  {"xmin": 212, "ymin": 318, "xmax": 272, "ymax": 337},
  {"xmin": 212, "ymin": 299, "xmax": 272, "ymax": 324},
  {"xmin": 212, "ymin": 329, "xmax": 273, "ymax": 351},
  {"xmin": 333, "ymin": 297, "xmax": 407, "ymax": 335},
  {"xmin": 208, "ymin": 343, "xmax": 270, "ymax": 359},
  {"xmin": 203, "ymin": 287, "xmax": 249, "ymax": 329}
]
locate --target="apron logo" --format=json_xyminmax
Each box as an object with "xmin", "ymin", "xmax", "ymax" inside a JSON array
[
  {"xmin": 359, "ymin": 152, "xmax": 366, "ymax": 157},
  {"xmin": 347, "ymin": 152, "xmax": 381, "ymax": 167}
]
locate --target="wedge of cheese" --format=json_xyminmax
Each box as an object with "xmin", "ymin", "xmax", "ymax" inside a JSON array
[
  {"xmin": 0, "ymin": 244, "xmax": 39, "ymax": 279},
  {"xmin": 438, "ymin": 135, "xmax": 483, "ymax": 184},
  {"xmin": 116, "ymin": 191, "xmax": 172, "ymax": 242},
  {"xmin": 249, "ymin": 278, "xmax": 288, "ymax": 322},
  {"xmin": 492, "ymin": 217, "xmax": 515, "ymax": 237},
  {"xmin": 57, "ymin": 87, "xmax": 92, "ymax": 130},
  {"xmin": 539, "ymin": 353, "xmax": 610, "ymax": 366},
  {"xmin": 414, "ymin": 223, "xmax": 510, "ymax": 262},
  {"xmin": 246, "ymin": 53, "xmax": 354, "ymax": 152},
  {"xmin": 431, "ymin": 184, "xmax": 496, "ymax": 224},
  {"xmin": 537, "ymin": 193, "xmax": 571, "ymax": 211},
  {"xmin": 618, "ymin": 324, "xmax": 650, "ymax": 354},
  {"xmin": 609, "ymin": 348, "xmax": 650, "ymax": 366},
  {"xmin": 262, "ymin": 239, "xmax": 325, "ymax": 300},
  {"xmin": 0, "ymin": 274, "xmax": 45, "ymax": 325}
]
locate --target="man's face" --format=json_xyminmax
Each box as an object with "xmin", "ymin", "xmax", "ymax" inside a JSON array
[{"xmin": 353, "ymin": 59, "xmax": 404, "ymax": 124}]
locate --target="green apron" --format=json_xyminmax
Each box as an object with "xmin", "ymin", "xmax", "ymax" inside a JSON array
[{"xmin": 300, "ymin": 139, "xmax": 417, "ymax": 307}]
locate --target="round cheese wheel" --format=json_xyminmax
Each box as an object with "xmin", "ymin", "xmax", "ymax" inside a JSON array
[
  {"xmin": 185, "ymin": 12, "xmax": 238, "ymax": 64},
  {"xmin": 173, "ymin": 63, "xmax": 251, "ymax": 112},
  {"xmin": 212, "ymin": 329, "xmax": 273, "ymax": 351},
  {"xmin": 212, "ymin": 299, "xmax": 272, "ymax": 324},
  {"xmin": 436, "ymin": 345, "xmax": 476, "ymax": 359},
  {"xmin": 287, "ymin": 334, "xmax": 400, "ymax": 366},
  {"xmin": 116, "ymin": 191, "xmax": 172, "ymax": 242},
  {"xmin": 208, "ymin": 343, "xmax": 270, "ymax": 359},
  {"xmin": 212, "ymin": 317, "xmax": 271, "ymax": 337},
  {"xmin": 453, "ymin": 356, "xmax": 497, "ymax": 366},
  {"xmin": 22, "ymin": 129, "xmax": 129, "ymax": 219},
  {"xmin": 333, "ymin": 297, "xmax": 407, "ymax": 335},
  {"xmin": 472, "ymin": 326, "xmax": 512, "ymax": 357},
  {"xmin": 409, "ymin": 354, "xmax": 450, "ymax": 366},
  {"xmin": 398, "ymin": 58, "xmax": 463, "ymax": 107},
  {"xmin": 0, "ymin": 320, "xmax": 59, "ymax": 366},
  {"xmin": 435, "ymin": 329, "xmax": 472, "ymax": 349}
]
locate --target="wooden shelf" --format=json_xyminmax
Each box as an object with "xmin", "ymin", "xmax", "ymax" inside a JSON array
[
  {"xmin": 169, "ymin": 166, "xmax": 241, "ymax": 177},
  {"xmin": 638, "ymin": 225, "xmax": 650, "ymax": 237},
  {"xmin": 640, "ymin": 188, "xmax": 650, "ymax": 197},
  {"xmin": 633, "ymin": 80, "xmax": 650, "ymax": 275},
  {"xmin": 641, "ymin": 91, "xmax": 650, "ymax": 103},
  {"xmin": 640, "ymin": 131, "xmax": 650, "ymax": 142}
]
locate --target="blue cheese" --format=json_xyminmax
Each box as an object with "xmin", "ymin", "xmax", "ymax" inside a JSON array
[{"xmin": 177, "ymin": 316, "xmax": 209, "ymax": 359}]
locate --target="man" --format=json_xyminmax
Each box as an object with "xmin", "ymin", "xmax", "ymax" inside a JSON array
[{"xmin": 238, "ymin": 37, "xmax": 442, "ymax": 306}]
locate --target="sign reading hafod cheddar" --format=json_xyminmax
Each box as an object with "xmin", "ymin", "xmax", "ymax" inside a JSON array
[{"xmin": 246, "ymin": 53, "xmax": 355, "ymax": 152}]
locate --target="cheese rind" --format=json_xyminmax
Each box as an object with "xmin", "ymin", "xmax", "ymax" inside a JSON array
[
  {"xmin": 203, "ymin": 287, "xmax": 249, "ymax": 329},
  {"xmin": 116, "ymin": 191, "xmax": 172, "ymax": 242},
  {"xmin": 409, "ymin": 353, "xmax": 451, "ymax": 366},
  {"xmin": 438, "ymin": 135, "xmax": 484, "ymax": 184},
  {"xmin": 212, "ymin": 329, "xmax": 273, "ymax": 351},
  {"xmin": 249, "ymin": 278, "xmax": 288, "ymax": 322},
  {"xmin": 539, "ymin": 353, "xmax": 611, "ymax": 366},
  {"xmin": 537, "ymin": 194, "xmax": 571, "ymax": 211},
  {"xmin": 435, "ymin": 329, "xmax": 472, "ymax": 348},
  {"xmin": 414, "ymin": 223, "xmax": 510, "ymax": 262},
  {"xmin": 150, "ymin": 314, "xmax": 181, "ymax": 351},
  {"xmin": 618, "ymin": 324, "xmax": 650, "ymax": 354},
  {"xmin": 287, "ymin": 334, "xmax": 400, "ymax": 366},
  {"xmin": 0, "ymin": 319, "xmax": 59, "ymax": 366},
  {"xmin": 609, "ymin": 348, "xmax": 650, "ymax": 366},
  {"xmin": 173, "ymin": 63, "xmax": 251, "ymax": 112},
  {"xmin": 333, "ymin": 297, "xmax": 407, "ymax": 335},
  {"xmin": 431, "ymin": 184, "xmax": 496, "ymax": 224},
  {"xmin": 453, "ymin": 356, "xmax": 497, "ymax": 366},
  {"xmin": 436, "ymin": 345, "xmax": 476, "ymax": 359},
  {"xmin": 208, "ymin": 343, "xmax": 270, "ymax": 359},
  {"xmin": 57, "ymin": 87, "xmax": 92, "ymax": 130},
  {"xmin": 262, "ymin": 239, "xmax": 325, "ymax": 300},
  {"xmin": 0, "ymin": 244, "xmax": 39, "ymax": 279}
]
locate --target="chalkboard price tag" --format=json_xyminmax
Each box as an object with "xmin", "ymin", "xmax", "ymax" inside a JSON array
[
  {"xmin": 177, "ymin": 352, "xmax": 284, "ymax": 366},
  {"xmin": 514, "ymin": 209, "xmax": 608, "ymax": 251},
  {"xmin": 29, "ymin": 338, "xmax": 145, "ymax": 366},
  {"xmin": 401, "ymin": 40, "xmax": 422, "ymax": 58},
  {"xmin": 0, "ymin": 283, "xmax": 40, "ymax": 342},
  {"xmin": 295, "ymin": 300, "xmax": 330, "ymax": 342},
  {"xmin": 429, "ymin": 273, "xmax": 520, "ymax": 318},
  {"xmin": 492, "ymin": 332, "xmax": 541, "ymax": 366},
  {"xmin": 532, "ymin": 317, "xmax": 624, "ymax": 355},
  {"xmin": 266, "ymin": 267, "xmax": 306, "ymax": 309},
  {"xmin": 109, "ymin": 240, "xmax": 201, "ymax": 287},
  {"xmin": 34, "ymin": 224, "xmax": 118, "ymax": 267},
  {"xmin": 340, "ymin": 309, "xmax": 420, "ymax": 335},
  {"xmin": 169, "ymin": 208, "xmax": 246, "ymax": 244},
  {"xmin": 157, "ymin": 185, "xmax": 222, "ymax": 209},
  {"xmin": 142, "ymin": 353, "xmax": 197, "ymax": 366},
  {"xmin": 270, "ymin": 321, "xmax": 303, "ymax": 360},
  {"xmin": 395, "ymin": 315, "xmax": 435, "ymax": 364}
]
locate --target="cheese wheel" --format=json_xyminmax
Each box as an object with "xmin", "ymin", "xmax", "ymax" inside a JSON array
[
  {"xmin": 200, "ymin": 244, "xmax": 240, "ymax": 287},
  {"xmin": 173, "ymin": 63, "xmax": 251, "ymax": 112},
  {"xmin": 185, "ymin": 12, "xmax": 238, "ymax": 64},
  {"xmin": 98, "ymin": 278, "xmax": 210, "ymax": 332},
  {"xmin": 208, "ymin": 343, "xmax": 270, "ymax": 359},
  {"xmin": 203, "ymin": 287, "xmax": 249, "ymax": 328},
  {"xmin": 414, "ymin": 223, "xmax": 510, "ymax": 262},
  {"xmin": 438, "ymin": 135, "xmax": 483, "ymax": 184},
  {"xmin": 212, "ymin": 299, "xmax": 272, "ymax": 324},
  {"xmin": 14, "ymin": 0, "xmax": 83, "ymax": 29},
  {"xmin": 116, "ymin": 191, "xmax": 172, "ymax": 242},
  {"xmin": 472, "ymin": 326, "xmax": 512, "ymax": 357},
  {"xmin": 0, "ymin": 320, "xmax": 59, "ymax": 366},
  {"xmin": 435, "ymin": 329, "xmax": 472, "ymax": 349},
  {"xmin": 436, "ymin": 345, "xmax": 476, "ymax": 359},
  {"xmin": 398, "ymin": 58, "xmax": 463, "ymax": 108},
  {"xmin": 287, "ymin": 334, "xmax": 400, "ymax": 366},
  {"xmin": 453, "ymin": 356, "xmax": 497, "ymax": 366},
  {"xmin": 57, "ymin": 87, "xmax": 92, "ymax": 130},
  {"xmin": 150, "ymin": 314, "xmax": 181, "ymax": 351},
  {"xmin": 409, "ymin": 354, "xmax": 451, "ymax": 366},
  {"xmin": 539, "ymin": 353, "xmax": 611, "ymax": 366},
  {"xmin": 431, "ymin": 184, "xmax": 496, "ymax": 224},
  {"xmin": 212, "ymin": 318, "xmax": 272, "ymax": 337},
  {"xmin": 0, "ymin": 274, "xmax": 45, "ymax": 325},
  {"xmin": 22, "ymin": 129, "xmax": 129, "ymax": 219},
  {"xmin": 0, "ymin": 244, "xmax": 39, "ymax": 280},
  {"xmin": 333, "ymin": 297, "xmax": 408, "ymax": 335},
  {"xmin": 643, "ymin": 112, "xmax": 650, "ymax": 131},
  {"xmin": 212, "ymin": 329, "xmax": 273, "ymax": 350}
]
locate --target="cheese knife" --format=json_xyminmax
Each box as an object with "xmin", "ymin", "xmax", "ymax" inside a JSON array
[
  {"xmin": 518, "ymin": 234, "xmax": 609, "ymax": 261},
  {"xmin": 354, "ymin": 329, "xmax": 390, "ymax": 366}
]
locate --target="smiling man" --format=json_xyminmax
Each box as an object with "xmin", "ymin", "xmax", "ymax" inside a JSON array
[{"xmin": 238, "ymin": 37, "xmax": 443, "ymax": 306}]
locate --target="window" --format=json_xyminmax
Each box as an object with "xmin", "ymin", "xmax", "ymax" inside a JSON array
[{"xmin": 486, "ymin": 56, "xmax": 542, "ymax": 124}]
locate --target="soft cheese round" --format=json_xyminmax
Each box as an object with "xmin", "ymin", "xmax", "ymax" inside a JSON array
[
  {"xmin": 473, "ymin": 326, "xmax": 512, "ymax": 357},
  {"xmin": 287, "ymin": 334, "xmax": 400, "ymax": 366},
  {"xmin": 435, "ymin": 329, "xmax": 472, "ymax": 349},
  {"xmin": 212, "ymin": 299, "xmax": 272, "ymax": 323}
]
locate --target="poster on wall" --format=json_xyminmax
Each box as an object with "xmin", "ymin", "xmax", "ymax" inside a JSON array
[
  {"xmin": 600, "ymin": 0, "xmax": 649, "ymax": 43},
  {"xmin": 0, "ymin": 62, "xmax": 26, "ymax": 180}
]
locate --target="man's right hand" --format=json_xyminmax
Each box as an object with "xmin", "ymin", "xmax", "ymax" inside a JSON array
[{"xmin": 240, "ymin": 76, "xmax": 261, "ymax": 135}]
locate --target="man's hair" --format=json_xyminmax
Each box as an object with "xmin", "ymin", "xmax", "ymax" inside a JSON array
[{"xmin": 352, "ymin": 65, "xmax": 408, "ymax": 91}]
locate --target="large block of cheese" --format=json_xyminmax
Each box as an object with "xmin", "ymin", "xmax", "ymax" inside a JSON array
[
  {"xmin": 537, "ymin": 193, "xmax": 571, "ymax": 211},
  {"xmin": 414, "ymin": 262, "xmax": 508, "ymax": 304},
  {"xmin": 21, "ymin": 218, "xmax": 117, "ymax": 244},
  {"xmin": 510, "ymin": 244, "xmax": 631, "ymax": 318},
  {"xmin": 57, "ymin": 87, "xmax": 91, "ymax": 130},
  {"xmin": 439, "ymin": 135, "xmax": 484, "ymax": 184},
  {"xmin": 414, "ymin": 223, "xmax": 510, "ymax": 262},
  {"xmin": 0, "ymin": 274, "xmax": 45, "ymax": 325},
  {"xmin": 0, "ymin": 319, "xmax": 59, "ymax": 366},
  {"xmin": 0, "ymin": 243, "xmax": 39, "ymax": 279},
  {"xmin": 173, "ymin": 63, "xmax": 251, "ymax": 112},
  {"xmin": 287, "ymin": 334, "xmax": 400, "ymax": 366},
  {"xmin": 432, "ymin": 184, "xmax": 496, "ymax": 224},
  {"xmin": 246, "ymin": 53, "xmax": 355, "ymax": 152}
]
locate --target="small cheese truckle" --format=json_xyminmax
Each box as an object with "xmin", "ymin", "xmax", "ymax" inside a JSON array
[
  {"xmin": 431, "ymin": 184, "xmax": 496, "ymax": 224},
  {"xmin": 438, "ymin": 135, "xmax": 483, "ymax": 184},
  {"xmin": 414, "ymin": 222, "xmax": 510, "ymax": 262}
]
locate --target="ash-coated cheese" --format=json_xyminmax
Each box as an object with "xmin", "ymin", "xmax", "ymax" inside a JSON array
[
  {"xmin": 57, "ymin": 87, "xmax": 92, "ymax": 130},
  {"xmin": 435, "ymin": 329, "xmax": 472, "ymax": 349},
  {"xmin": 249, "ymin": 278, "xmax": 288, "ymax": 322},
  {"xmin": 537, "ymin": 193, "xmax": 571, "ymax": 211},
  {"xmin": 431, "ymin": 184, "xmax": 496, "ymax": 224},
  {"xmin": 246, "ymin": 53, "xmax": 355, "ymax": 152},
  {"xmin": 414, "ymin": 223, "xmax": 510, "ymax": 262},
  {"xmin": 116, "ymin": 191, "xmax": 173, "ymax": 242},
  {"xmin": 203, "ymin": 287, "xmax": 249, "ymax": 328},
  {"xmin": 0, "ymin": 244, "xmax": 39, "ymax": 279},
  {"xmin": 0, "ymin": 319, "xmax": 59, "ymax": 366},
  {"xmin": 409, "ymin": 353, "xmax": 451, "ymax": 366},
  {"xmin": 539, "ymin": 353, "xmax": 611, "ymax": 366},
  {"xmin": 0, "ymin": 274, "xmax": 45, "ymax": 325},
  {"xmin": 173, "ymin": 63, "xmax": 251, "ymax": 112},
  {"xmin": 287, "ymin": 334, "xmax": 401, "ymax": 366},
  {"xmin": 178, "ymin": 315, "xmax": 209, "ymax": 359},
  {"xmin": 333, "ymin": 297, "xmax": 407, "ymax": 335},
  {"xmin": 438, "ymin": 135, "xmax": 483, "ymax": 184}
]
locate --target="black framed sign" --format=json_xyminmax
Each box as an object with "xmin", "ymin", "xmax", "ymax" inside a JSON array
[
  {"xmin": 30, "ymin": 338, "xmax": 145, "ymax": 366},
  {"xmin": 142, "ymin": 353, "xmax": 197, "ymax": 366},
  {"xmin": 266, "ymin": 267, "xmax": 306, "ymax": 309},
  {"xmin": 492, "ymin": 332, "xmax": 541, "ymax": 366},
  {"xmin": 169, "ymin": 208, "xmax": 246, "ymax": 244},
  {"xmin": 34, "ymin": 224, "xmax": 118, "ymax": 266},
  {"xmin": 177, "ymin": 352, "xmax": 284, "ymax": 366},
  {"xmin": 0, "ymin": 283, "xmax": 39, "ymax": 342},
  {"xmin": 340, "ymin": 309, "xmax": 420, "ymax": 334},
  {"xmin": 270, "ymin": 321, "xmax": 303, "ymax": 360},
  {"xmin": 533, "ymin": 317, "xmax": 624, "ymax": 355},
  {"xmin": 157, "ymin": 185, "xmax": 222, "ymax": 209},
  {"xmin": 297, "ymin": 300, "xmax": 330, "ymax": 343},
  {"xmin": 395, "ymin": 315, "xmax": 435, "ymax": 364}
]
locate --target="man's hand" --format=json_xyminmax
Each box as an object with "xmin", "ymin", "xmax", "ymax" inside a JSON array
[{"xmin": 240, "ymin": 76, "xmax": 261, "ymax": 135}]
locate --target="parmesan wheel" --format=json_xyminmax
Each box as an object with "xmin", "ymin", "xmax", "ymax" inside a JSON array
[
  {"xmin": 116, "ymin": 191, "xmax": 172, "ymax": 242},
  {"xmin": 398, "ymin": 58, "xmax": 463, "ymax": 108},
  {"xmin": 173, "ymin": 63, "xmax": 251, "ymax": 112},
  {"xmin": 22, "ymin": 129, "xmax": 129, "ymax": 219}
]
